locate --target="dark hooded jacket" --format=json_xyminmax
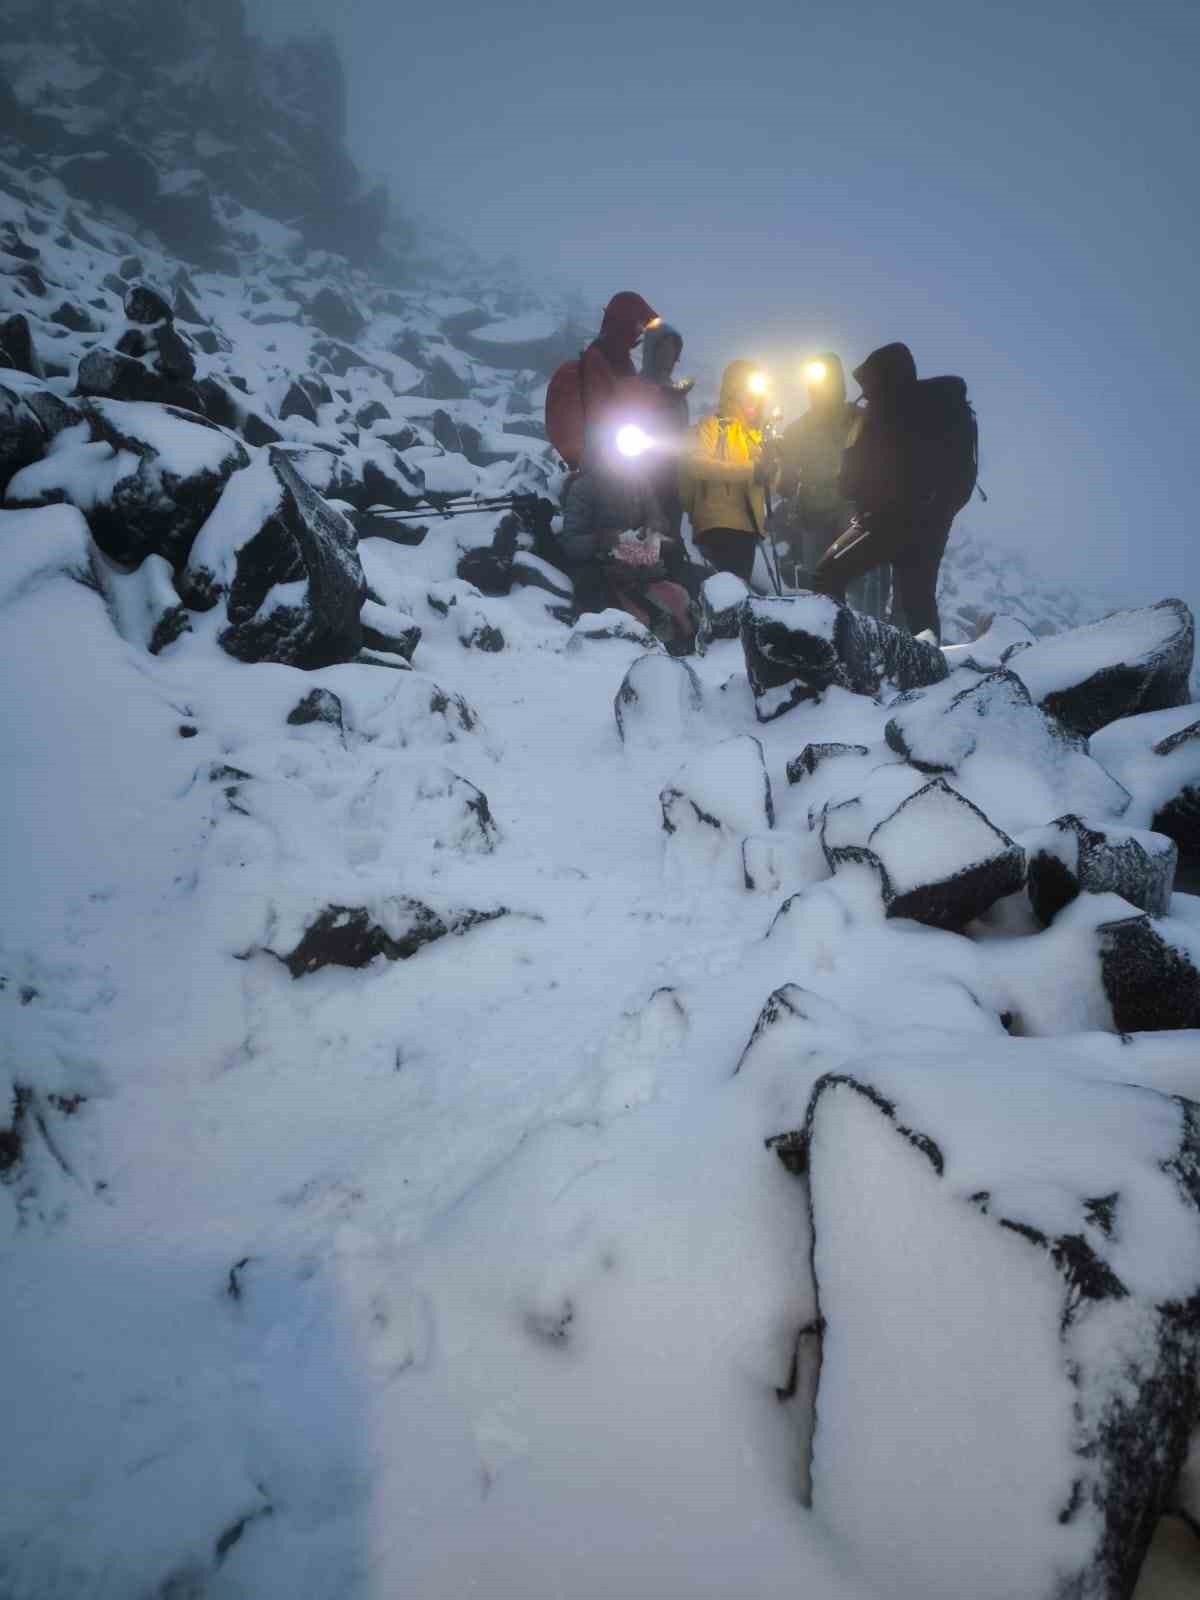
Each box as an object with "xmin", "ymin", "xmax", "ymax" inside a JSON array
[
  {"xmin": 580, "ymin": 291, "xmax": 658, "ymax": 439},
  {"xmin": 839, "ymin": 342, "xmax": 919, "ymax": 515}
]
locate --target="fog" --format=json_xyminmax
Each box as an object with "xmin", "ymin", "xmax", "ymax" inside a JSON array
[{"xmin": 249, "ymin": 0, "xmax": 1197, "ymax": 602}]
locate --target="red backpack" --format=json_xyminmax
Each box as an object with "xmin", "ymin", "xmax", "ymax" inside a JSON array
[
  {"xmin": 545, "ymin": 355, "xmax": 666, "ymax": 469},
  {"xmin": 545, "ymin": 354, "xmax": 587, "ymax": 468}
]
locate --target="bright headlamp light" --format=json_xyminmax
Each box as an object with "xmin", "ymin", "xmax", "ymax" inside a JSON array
[
  {"xmin": 615, "ymin": 424, "xmax": 653, "ymax": 459},
  {"xmin": 747, "ymin": 370, "xmax": 770, "ymax": 397},
  {"xmin": 804, "ymin": 360, "xmax": 829, "ymax": 385}
]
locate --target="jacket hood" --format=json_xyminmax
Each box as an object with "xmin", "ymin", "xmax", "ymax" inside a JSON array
[
  {"xmin": 852, "ymin": 342, "xmax": 917, "ymax": 402},
  {"xmin": 718, "ymin": 358, "xmax": 760, "ymax": 416},
  {"xmin": 640, "ymin": 320, "xmax": 683, "ymax": 380},
  {"xmin": 806, "ymin": 351, "xmax": 847, "ymax": 410},
  {"xmin": 600, "ymin": 291, "xmax": 658, "ymax": 350}
]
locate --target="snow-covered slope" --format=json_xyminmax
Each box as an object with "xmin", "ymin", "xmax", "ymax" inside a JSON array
[{"xmin": 1, "ymin": 12, "xmax": 1199, "ymax": 1600}]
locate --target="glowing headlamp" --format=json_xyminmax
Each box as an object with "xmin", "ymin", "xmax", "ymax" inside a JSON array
[
  {"xmin": 747, "ymin": 370, "xmax": 770, "ymax": 397},
  {"xmin": 643, "ymin": 316, "xmax": 662, "ymax": 330},
  {"xmin": 804, "ymin": 360, "xmax": 829, "ymax": 384},
  {"xmin": 615, "ymin": 423, "xmax": 653, "ymax": 459}
]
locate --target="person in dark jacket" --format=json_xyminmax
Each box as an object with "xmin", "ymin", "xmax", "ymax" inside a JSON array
[
  {"xmin": 639, "ymin": 320, "xmax": 699, "ymax": 592},
  {"xmin": 815, "ymin": 342, "xmax": 973, "ymax": 641},
  {"xmin": 579, "ymin": 290, "xmax": 660, "ymax": 462},
  {"xmin": 776, "ymin": 353, "xmax": 887, "ymax": 617}
]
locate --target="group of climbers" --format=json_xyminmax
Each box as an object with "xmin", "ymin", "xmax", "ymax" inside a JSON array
[{"xmin": 545, "ymin": 290, "xmax": 980, "ymax": 648}]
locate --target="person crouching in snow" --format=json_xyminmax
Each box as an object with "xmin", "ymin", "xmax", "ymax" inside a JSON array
[{"xmin": 680, "ymin": 359, "xmax": 777, "ymax": 585}]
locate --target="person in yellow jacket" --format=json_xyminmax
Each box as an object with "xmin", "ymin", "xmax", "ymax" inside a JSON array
[{"xmin": 679, "ymin": 358, "xmax": 775, "ymax": 583}]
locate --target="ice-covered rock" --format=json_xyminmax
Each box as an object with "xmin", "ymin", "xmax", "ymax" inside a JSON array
[
  {"xmin": 862, "ymin": 777, "xmax": 1026, "ymax": 929},
  {"xmin": 360, "ymin": 599, "xmax": 420, "ymax": 662},
  {"xmin": 661, "ymin": 734, "xmax": 774, "ymax": 885},
  {"xmin": 740, "ymin": 593, "xmax": 947, "ymax": 721},
  {"xmin": 696, "ymin": 571, "xmax": 747, "ymax": 654},
  {"xmin": 1026, "ymin": 815, "xmax": 1177, "ymax": 926},
  {"xmin": 773, "ymin": 1061, "xmax": 1200, "ymax": 1600},
  {"xmin": 884, "ymin": 669, "xmax": 1132, "ymax": 834},
  {"xmin": 1007, "ymin": 599, "xmax": 1194, "ymax": 737},
  {"xmin": 181, "ymin": 450, "xmax": 366, "ymax": 669},
  {"xmin": 270, "ymin": 896, "xmax": 508, "ymax": 976},
  {"xmin": 613, "ymin": 653, "xmax": 704, "ymax": 748},
  {"xmin": 1098, "ymin": 912, "xmax": 1200, "ymax": 1032},
  {"xmin": 940, "ymin": 612, "xmax": 1037, "ymax": 673},
  {"xmin": 7, "ymin": 399, "xmax": 249, "ymax": 567},
  {"xmin": 93, "ymin": 550, "xmax": 190, "ymax": 655},
  {"xmin": 566, "ymin": 608, "xmax": 659, "ymax": 651},
  {"xmin": 1090, "ymin": 705, "xmax": 1200, "ymax": 857}
]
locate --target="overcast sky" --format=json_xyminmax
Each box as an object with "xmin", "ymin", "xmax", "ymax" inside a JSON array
[{"xmin": 246, "ymin": 0, "xmax": 1199, "ymax": 603}]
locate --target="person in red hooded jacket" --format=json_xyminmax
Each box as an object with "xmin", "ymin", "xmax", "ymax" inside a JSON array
[{"xmin": 577, "ymin": 290, "xmax": 660, "ymax": 462}]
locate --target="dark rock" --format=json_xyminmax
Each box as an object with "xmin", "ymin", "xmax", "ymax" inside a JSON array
[
  {"xmin": 172, "ymin": 277, "xmax": 206, "ymax": 325},
  {"xmin": 76, "ymin": 346, "xmax": 200, "ymax": 411},
  {"xmin": 1027, "ymin": 816, "xmax": 1178, "ymax": 926},
  {"xmin": 0, "ymin": 314, "xmax": 42, "ymax": 379},
  {"xmin": 431, "ymin": 408, "xmax": 464, "ymax": 454},
  {"xmin": 119, "ymin": 255, "xmax": 144, "ymax": 281},
  {"xmin": 278, "ymin": 382, "xmax": 319, "ymax": 426},
  {"xmin": 1009, "ymin": 600, "xmax": 1195, "ymax": 737},
  {"xmin": 511, "ymin": 551, "xmax": 572, "ymax": 600},
  {"xmin": 865, "ymin": 778, "xmax": 1026, "ymax": 929},
  {"xmin": 456, "ymin": 545, "xmax": 512, "ymax": 597},
  {"xmin": 275, "ymin": 898, "xmax": 508, "ymax": 976},
  {"xmin": 355, "ymin": 400, "xmax": 390, "ymax": 430},
  {"xmin": 48, "ymin": 300, "xmax": 99, "ymax": 334},
  {"xmin": 1091, "ymin": 711, "xmax": 1200, "ymax": 858},
  {"xmin": 360, "ymin": 601, "xmax": 420, "ymax": 661},
  {"xmin": 41, "ymin": 400, "xmax": 249, "ymax": 567},
  {"xmin": 776, "ymin": 1068, "xmax": 1200, "ymax": 1600},
  {"xmin": 124, "ymin": 282, "xmax": 175, "ymax": 326},
  {"xmin": 786, "ymin": 742, "xmax": 871, "ymax": 787},
  {"xmin": 696, "ymin": 571, "xmax": 749, "ymax": 654},
  {"xmin": 0, "ymin": 384, "xmax": 46, "ymax": 490},
  {"xmin": 0, "ymin": 224, "xmax": 39, "ymax": 263},
  {"xmin": 311, "ymin": 338, "xmax": 390, "ymax": 381},
  {"xmin": 191, "ymin": 452, "xmax": 367, "ymax": 669},
  {"xmin": 457, "ymin": 614, "xmax": 505, "ymax": 652},
  {"xmin": 287, "ymin": 688, "xmax": 344, "ymax": 732},
  {"xmin": 418, "ymin": 354, "xmax": 471, "ymax": 401},
  {"xmin": 741, "ymin": 594, "xmax": 947, "ymax": 721},
  {"xmin": 1098, "ymin": 914, "xmax": 1200, "ymax": 1032},
  {"xmin": 305, "ymin": 286, "xmax": 367, "ymax": 343}
]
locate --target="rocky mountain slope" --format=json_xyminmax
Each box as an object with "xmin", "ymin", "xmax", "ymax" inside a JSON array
[{"xmin": 1, "ymin": 9, "xmax": 1199, "ymax": 1600}]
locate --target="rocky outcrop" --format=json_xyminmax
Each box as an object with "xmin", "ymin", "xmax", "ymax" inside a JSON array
[
  {"xmin": 741, "ymin": 594, "xmax": 947, "ymax": 721},
  {"xmin": 772, "ymin": 1066, "xmax": 1200, "ymax": 1600},
  {"xmin": 1026, "ymin": 815, "xmax": 1177, "ymax": 926}
]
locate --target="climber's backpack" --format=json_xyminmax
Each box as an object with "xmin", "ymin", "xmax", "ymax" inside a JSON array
[
  {"xmin": 545, "ymin": 353, "xmax": 587, "ymax": 469},
  {"xmin": 907, "ymin": 376, "xmax": 979, "ymax": 512}
]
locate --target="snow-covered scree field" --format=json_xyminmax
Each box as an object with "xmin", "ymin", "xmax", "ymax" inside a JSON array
[{"xmin": 2, "ymin": 41, "xmax": 1200, "ymax": 1596}]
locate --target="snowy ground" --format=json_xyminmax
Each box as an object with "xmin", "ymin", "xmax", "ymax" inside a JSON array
[{"xmin": 2, "ymin": 506, "xmax": 1198, "ymax": 1598}]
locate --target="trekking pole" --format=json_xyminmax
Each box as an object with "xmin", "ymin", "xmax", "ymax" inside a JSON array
[{"xmin": 760, "ymin": 418, "xmax": 784, "ymax": 595}]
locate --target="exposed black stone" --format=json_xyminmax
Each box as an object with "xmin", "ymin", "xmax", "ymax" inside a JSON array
[
  {"xmin": 741, "ymin": 594, "xmax": 947, "ymax": 721},
  {"xmin": 305, "ymin": 286, "xmax": 366, "ymax": 342},
  {"xmin": 1027, "ymin": 815, "xmax": 1177, "ymax": 926},
  {"xmin": 786, "ymin": 742, "xmax": 871, "ymax": 786},
  {"xmin": 124, "ymin": 282, "xmax": 175, "ymax": 326},
  {"xmin": 1098, "ymin": 914, "xmax": 1200, "ymax": 1032},
  {"xmin": 286, "ymin": 688, "xmax": 344, "ymax": 732},
  {"xmin": 277, "ymin": 899, "xmax": 508, "ymax": 976}
]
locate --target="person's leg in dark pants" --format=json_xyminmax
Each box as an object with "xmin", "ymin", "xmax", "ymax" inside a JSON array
[
  {"xmin": 890, "ymin": 512, "xmax": 953, "ymax": 639},
  {"xmin": 695, "ymin": 527, "xmax": 756, "ymax": 584}
]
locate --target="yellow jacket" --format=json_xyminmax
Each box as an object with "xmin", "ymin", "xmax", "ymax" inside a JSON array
[{"xmin": 679, "ymin": 360, "xmax": 766, "ymax": 539}]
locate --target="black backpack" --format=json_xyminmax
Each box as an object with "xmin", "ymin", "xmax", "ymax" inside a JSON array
[{"xmin": 908, "ymin": 376, "xmax": 979, "ymax": 512}]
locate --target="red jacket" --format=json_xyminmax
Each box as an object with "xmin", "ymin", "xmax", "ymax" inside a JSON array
[{"xmin": 580, "ymin": 291, "xmax": 658, "ymax": 449}]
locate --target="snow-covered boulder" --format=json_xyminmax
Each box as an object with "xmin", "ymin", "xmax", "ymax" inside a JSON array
[
  {"xmin": 269, "ymin": 896, "xmax": 509, "ymax": 976},
  {"xmin": 940, "ymin": 612, "xmax": 1037, "ymax": 673},
  {"xmin": 740, "ymin": 593, "xmax": 947, "ymax": 721},
  {"xmin": 861, "ymin": 777, "xmax": 1026, "ymax": 929},
  {"xmin": 1098, "ymin": 911, "xmax": 1200, "ymax": 1032},
  {"xmin": 181, "ymin": 450, "xmax": 366, "ymax": 669},
  {"xmin": 360, "ymin": 599, "xmax": 420, "ymax": 662},
  {"xmin": 774, "ymin": 1061, "xmax": 1200, "ymax": 1600},
  {"xmin": 884, "ymin": 669, "xmax": 1132, "ymax": 834},
  {"xmin": 1006, "ymin": 599, "xmax": 1194, "ymax": 737},
  {"xmin": 93, "ymin": 550, "xmax": 191, "ymax": 655},
  {"xmin": 1090, "ymin": 706, "xmax": 1200, "ymax": 857},
  {"xmin": 1026, "ymin": 815, "xmax": 1177, "ymax": 926},
  {"xmin": 0, "ymin": 502, "xmax": 94, "ymax": 607},
  {"xmin": 566, "ymin": 608, "xmax": 659, "ymax": 652},
  {"xmin": 0, "ymin": 379, "xmax": 45, "ymax": 488},
  {"xmin": 696, "ymin": 571, "xmax": 747, "ymax": 654},
  {"xmin": 785, "ymin": 741, "xmax": 870, "ymax": 789},
  {"xmin": 286, "ymin": 687, "xmax": 344, "ymax": 732},
  {"xmin": 661, "ymin": 734, "xmax": 774, "ymax": 886},
  {"xmin": 7, "ymin": 399, "xmax": 249, "ymax": 567},
  {"xmin": 304, "ymin": 286, "xmax": 367, "ymax": 343},
  {"xmin": 614, "ymin": 653, "xmax": 704, "ymax": 748}
]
